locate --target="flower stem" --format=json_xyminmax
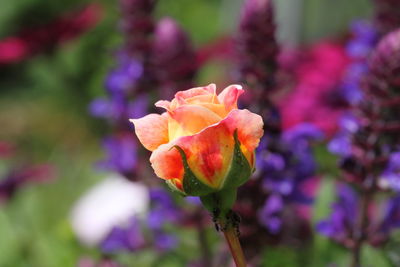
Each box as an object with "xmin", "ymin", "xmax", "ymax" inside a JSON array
[
  {"xmin": 221, "ymin": 222, "xmax": 247, "ymax": 267},
  {"xmin": 351, "ymin": 187, "xmax": 373, "ymax": 267}
]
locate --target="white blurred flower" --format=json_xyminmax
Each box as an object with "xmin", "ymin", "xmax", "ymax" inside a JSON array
[{"xmin": 70, "ymin": 173, "xmax": 149, "ymax": 246}]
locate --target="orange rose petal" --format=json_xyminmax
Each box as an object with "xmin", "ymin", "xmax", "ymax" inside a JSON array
[
  {"xmin": 130, "ymin": 113, "xmax": 169, "ymax": 151},
  {"xmin": 168, "ymin": 104, "xmax": 222, "ymax": 141},
  {"xmin": 150, "ymin": 142, "xmax": 184, "ymax": 181},
  {"xmin": 177, "ymin": 122, "xmax": 234, "ymax": 188},
  {"xmin": 155, "ymin": 100, "xmax": 171, "ymax": 110},
  {"xmin": 174, "ymin": 86, "xmax": 211, "ymax": 100},
  {"xmin": 224, "ymin": 109, "xmax": 264, "ymax": 152},
  {"xmin": 203, "ymin": 83, "xmax": 217, "ymax": 94},
  {"xmin": 217, "ymin": 84, "xmax": 244, "ymax": 112},
  {"xmin": 197, "ymin": 103, "xmax": 228, "ymax": 118}
]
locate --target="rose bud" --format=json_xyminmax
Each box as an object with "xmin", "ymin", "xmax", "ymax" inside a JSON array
[{"xmin": 130, "ymin": 84, "xmax": 263, "ymax": 201}]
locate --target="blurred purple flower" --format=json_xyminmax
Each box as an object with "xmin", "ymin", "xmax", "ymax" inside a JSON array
[
  {"xmin": 153, "ymin": 232, "xmax": 178, "ymax": 251},
  {"xmin": 381, "ymin": 152, "xmax": 400, "ymax": 191},
  {"xmin": 152, "ymin": 17, "xmax": 197, "ymax": 99},
  {"xmin": 105, "ymin": 59, "xmax": 143, "ymax": 94},
  {"xmin": 100, "ymin": 217, "xmax": 145, "ymax": 253},
  {"xmin": 317, "ymin": 184, "xmax": 357, "ymax": 241},
  {"xmin": 373, "ymin": 0, "xmax": 400, "ymax": 35},
  {"xmin": 339, "ymin": 21, "xmax": 378, "ymax": 105},
  {"xmin": 380, "ymin": 195, "xmax": 400, "ymax": 232},
  {"xmin": 328, "ymin": 114, "xmax": 359, "ymax": 157},
  {"xmin": 255, "ymin": 124, "xmax": 322, "ymax": 232},
  {"xmin": 89, "ymin": 98, "xmax": 111, "ymax": 118},
  {"xmin": 97, "ymin": 135, "xmax": 137, "ymax": 174},
  {"xmin": 147, "ymin": 188, "xmax": 181, "ymax": 230},
  {"xmin": 258, "ymin": 194, "xmax": 283, "ymax": 234},
  {"xmin": 126, "ymin": 93, "xmax": 149, "ymax": 119}
]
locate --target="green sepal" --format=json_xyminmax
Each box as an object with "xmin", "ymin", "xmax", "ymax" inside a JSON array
[
  {"xmin": 220, "ymin": 130, "xmax": 252, "ymax": 190},
  {"xmin": 200, "ymin": 188, "xmax": 237, "ymax": 223},
  {"xmin": 165, "ymin": 180, "xmax": 187, "ymax": 197},
  {"xmin": 172, "ymin": 145, "xmax": 216, "ymax": 196}
]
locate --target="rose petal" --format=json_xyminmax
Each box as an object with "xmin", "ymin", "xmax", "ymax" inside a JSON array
[
  {"xmin": 177, "ymin": 122, "xmax": 234, "ymax": 188},
  {"xmin": 168, "ymin": 104, "xmax": 222, "ymax": 141},
  {"xmin": 150, "ymin": 143, "xmax": 184, "ymax": 181},
  {"xmin": 130, "ymin": 113, "xmax": 169, "ymax": 151},
  {"xmin": 224, "ymin": 109, "xmax": 264, "ymax": 152},
  {"xmin": 174, "ymin": 85, "xmax": 213, "ymax": 100},
  {"xmin": 155, "ymin": 100, "xmax": 171, "ymax": 110},
  {"xmin": 185, "ymin": 94, "xmax": 219, "ymax": 105},
  {"xmin": 217, "ymin": 84, "xmax": 244, "ymax": 112}
]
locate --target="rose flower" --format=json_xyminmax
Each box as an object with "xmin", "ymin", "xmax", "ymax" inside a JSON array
[{"xmin": 130, "ymin": 84, "xmax": 263, "ymax": 196}]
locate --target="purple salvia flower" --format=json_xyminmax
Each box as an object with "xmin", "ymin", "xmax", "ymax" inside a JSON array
[
  {"xmin": 381, "ymin": 152, "xmax": 400, "ymax": 191},
  {"xmin": 380, "ymin": 195, "xmax": 400, "ymax": 232},
  {"xmin": 119, "ymin": 0, "xmax": 156, "ymax": 57},
  {"xmin": 100, "ymin": 217, "xmax": 145, "ymax": 253},
  {"xmin": 147, "ymin": 188, "xmax": 181, "ymax": 230},
  {"xmin": 89, "ymin": 98, "xmax": 111, "ymax": 118},
  {"xmin": 126, "ymin": 93, "xmax": 149, "ymax": 119},
  {"xmin": 373, "ymin": 0, "xmax": 400, "ymax": 36},
  {"xmin": 153, "ymin": 232, "xmax": 178, "ymax": 251},
  {"xmin": 152, "ymin": 17, "xmax": 197, "ymax": 99},
  {"xmin": 317, "ymin": 184, "xmax": 357, "ymax": 243},
  {"xmin": 339, "ymin": 21, "xmax": 378, "ymax": 105},
  {"xmin": 258, "ymin": 194, "xmax": 283, "ymax": 234},
  {"xmin": 238, "ymin": 0, "xmax": 278, "ymax": 93},
  {"xmin": 320, "ymin": 29, "xmax": 400, "ymax": 265},
  {"xmin": 98, "ymin": 135, "xmax": 138, "ymax": 176},
  {"xmin": 105, "ymin": 59, "xmax": 143, "ymax": 94}
]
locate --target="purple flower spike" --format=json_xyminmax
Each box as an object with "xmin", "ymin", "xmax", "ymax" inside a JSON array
[
  {"xmin": 147, "ymin": 188, "xmax": 181, "ymax": 230},
  {"xmin": 152, "ymin": 18, "xmax": 197, "ymax": 98},
  {"xmin": 258, "ymin": 194, "xmax": 283, "ymax": 234},
  {"xmin": 100, "ymin": 217, "xmax": 145, "ymax": 253},
  {"xmin": 154, "ymin": 232, "xmax": 178, "ymax": 251},
  {"xmin": 373, "ymin": 0, "xmax": 400, "ymax": 35},
  {"xmin": 317, "ymin": 184, "xmax": 358, "ymax": 242},
  {"xmin": 381, "ymin": 152, "xmax": 400, "ymax": 191},
  {"xmin": 381, "ymin": 195, "xmax": 400, "ymax": 232},
  {"xmin": 105, "ymin": 60, "xmax": 143, "ymax": 94},
  {"xmin": 89, "ymin": 98, "xmax": 111, "ymax": 118},
  {"xmin": 98, "ymin": 135, "xmax": 137, "ymax": 174},
  {"xmin": 238, "ymin": 0, "xmax": 278, "ymax": 93}
]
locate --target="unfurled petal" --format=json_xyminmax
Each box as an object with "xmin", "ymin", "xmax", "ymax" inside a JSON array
[
  {"xmin": 217, "ymin": 84, "xmax": 244, "ymax": 112},
  {"xmin": 150, "ymin": 143, "xmax": 184, "ymax": 182},
  {"xmin": 168, "ymin": 105, "xmax": 221, "ymax": 141},
  {"xmin": 224, "ymin": 109, "xmax": 264, "ymax": 151},
  {"xmin": 177, "ymin": 122, "xmax": 235, "ymax": 188},
  {"xmin": 174, "ymin": 84, "xmax": 215, "ymax": 100},
  {"xmin": 155, "ymin": 100, "xmax": 171, "ymax": 110},
  {"xmin": 130, "ymin": 113, "xmax": 169, "ymax": 151}
]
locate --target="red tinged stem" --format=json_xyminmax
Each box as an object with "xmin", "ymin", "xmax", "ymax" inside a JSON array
[{"xmin": 222, "ymin": 226, "xmax": 247, "ymax": 267}]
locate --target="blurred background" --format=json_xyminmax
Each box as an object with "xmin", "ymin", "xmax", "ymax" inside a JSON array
[{"xmin": 0, "ymin": 0, "xmax": 397, "ymax": 266}]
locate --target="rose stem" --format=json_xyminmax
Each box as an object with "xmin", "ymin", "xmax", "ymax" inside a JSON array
[{"xmin": 222, "ymin": 224, "xmax": 247, "ymax": 267}]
